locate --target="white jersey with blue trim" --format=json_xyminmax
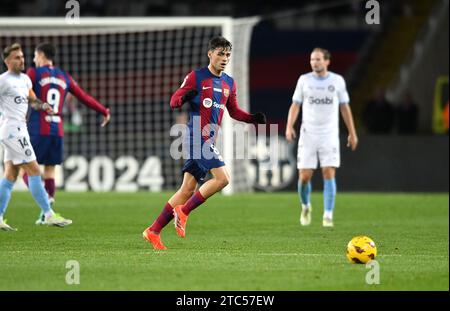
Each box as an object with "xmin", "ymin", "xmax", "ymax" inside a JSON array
[
  {"xmin": 292, "ymin": 71, "xmax": 349, "ymax": 135},
  {"xmin": 0, "ymin": 71, "xmax": 31, "ymax": 127}
]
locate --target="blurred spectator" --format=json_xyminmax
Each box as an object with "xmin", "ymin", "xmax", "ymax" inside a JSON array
[
  {"xmin": 443, "ymin": 101, "xmax": 449, "ymax": 134},
  {"xmin": 363, "ymin": 88, "xmax": 395, "ymax": 134},
  {"xmin": 395, "ymin": 92, "xmax": 419, "ymax": 134}
]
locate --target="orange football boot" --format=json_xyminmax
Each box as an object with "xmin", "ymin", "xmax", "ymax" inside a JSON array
[
  {"xmin": 142, "ymin": 228, "xmax": 167, "ymax": 250},
  {"xmin": 173, "ymin": 205, "xmax": 188, "ymax": 238}
]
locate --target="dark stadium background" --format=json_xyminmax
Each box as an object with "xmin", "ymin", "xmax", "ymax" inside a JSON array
[{"xmin": 1, "ymin": 0, "xmax": 448, "ymax": 192}]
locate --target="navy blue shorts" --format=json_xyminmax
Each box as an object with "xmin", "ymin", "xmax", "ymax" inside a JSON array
[
  {"xmin": 30, "ymin": 135, "xmax": 63, "ymax": 165},
  {"xmin": 182, "ymin": 157, "xmax": 225, "ymax": 183}
]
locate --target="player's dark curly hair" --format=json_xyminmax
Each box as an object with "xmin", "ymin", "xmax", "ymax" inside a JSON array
[
  {"xmin": 36, "ymin": 42, "xmax": 56, "ymax": 61},
  {"xmin": 208, "ymin": 36, "xmax": 232, "ymax": 51}
]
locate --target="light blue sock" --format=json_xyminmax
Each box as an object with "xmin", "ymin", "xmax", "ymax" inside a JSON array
[
  {"xmin": 323, "ymin": 178, "xmax": 337, "ymax": 213},
  {"xmin": 0, "ymin": 178, "xmax": 14, "ymax": 217},
  {"xmin": 28, "ymin": 175, "xmax": 51, "ymax": 214},
  {"xmin": 298, "ymin": 180, "xmax": 312, "ymax": 205}
]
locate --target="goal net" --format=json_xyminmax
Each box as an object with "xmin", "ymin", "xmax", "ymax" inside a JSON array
[{"xmin": 0, "ymin": 17, "xmax": 259, "ymax": 193}]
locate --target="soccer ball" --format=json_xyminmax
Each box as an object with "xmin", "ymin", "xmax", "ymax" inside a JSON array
[{"xmin": 346, "ymin": 236, "xmax": 377, "ymax": 264}]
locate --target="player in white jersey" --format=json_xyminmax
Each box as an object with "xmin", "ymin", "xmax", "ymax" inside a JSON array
[
  {"xmin": 0, "ymin": 43, "xmax": 72, "ymax": 231},
  {"xmin": 285, "ymin": 48, "xmax": 358, "ymax": 227}
]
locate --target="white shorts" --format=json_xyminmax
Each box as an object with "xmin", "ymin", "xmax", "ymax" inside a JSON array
[
  {"xmin": 297, "ymin": 128, "xmax": 340, "ymax": 169},
  {"xmin": 0, "ymin": 123, "xmax": 36, "ymax": 165}
]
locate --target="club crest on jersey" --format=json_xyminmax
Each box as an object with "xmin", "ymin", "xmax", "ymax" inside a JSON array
[
  {"xmin": 223, "ymin": 88, "xmax": 230, "ymax": 97},
  {"xmin": 203, "ymin": 98, "xmax": 213, "ymax": 108},
  {"xmin": 328, "ymin": 85, "xmax": 335, "ymax": 92}
]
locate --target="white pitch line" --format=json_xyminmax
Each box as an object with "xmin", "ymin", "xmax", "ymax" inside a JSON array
[
  {"xmin": 258, "ymin": 253, "xmax": 448, "ymax": 257},
  {"xmin": 259, "ymin": 253, "xmax": 333, "ymax": 256}
]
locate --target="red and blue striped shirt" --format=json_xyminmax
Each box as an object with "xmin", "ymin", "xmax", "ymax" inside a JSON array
[
  {"xmin": 27, "ymin": 65, "xmax": 108, "ymax": 137},
  {"xmin": 170, "ymin": 67, "xmax": 252, "ymax": 143}
]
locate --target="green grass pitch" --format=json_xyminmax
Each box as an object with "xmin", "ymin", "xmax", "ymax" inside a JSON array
[{"xmin": 0, "ymin": 191, "xmax": 448, "ymax": 290}]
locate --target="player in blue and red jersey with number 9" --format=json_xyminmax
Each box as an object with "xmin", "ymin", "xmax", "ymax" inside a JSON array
[
  {"xmin": 24, "ymin": 43, "xmax": 110, "ymax": 224},
  {"xmin": 143, "ymin": 36, "xmax": 267, "ymax": 250}
]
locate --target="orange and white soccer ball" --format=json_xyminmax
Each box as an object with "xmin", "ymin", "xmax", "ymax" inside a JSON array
[{"xmin": 346, "ymin": 236, "xmax": 377, "ymax": 264}]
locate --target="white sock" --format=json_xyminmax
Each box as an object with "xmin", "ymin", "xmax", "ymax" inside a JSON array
[
  {"xmin": 302, "ymin": 203, "xmax": 311, "ymax": 211},
  {"xmin": 324, "ymin": 210, "xmax": 333, "ymax": 219},
  {"xmin": 0, "ymin": 215, "xmax": 3, "ymax": 223},
  {"xmin": 44, "ymin": 210, "xmax": 55, "ymax": 219}
]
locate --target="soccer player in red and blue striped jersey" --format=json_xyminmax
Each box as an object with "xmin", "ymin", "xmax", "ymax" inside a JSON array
[
  {"xmin": 143, "ymin": 36, "xmax": 267, "ymax": 250},
  {"xmin": 24, "ymin": 43, "xmax": 110, "ymax": 223}
]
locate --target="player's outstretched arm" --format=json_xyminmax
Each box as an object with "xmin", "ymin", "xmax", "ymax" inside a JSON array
[
  {"xmin": 101, "ymin": 108, "xmax": 111, "ymax": 127},
  {"xmin": 339, "ymin": 104, "xmax": 358, "ymax": 151},
  {"xmin": 68, "ymin": 74, "xmax": 110, "ymax": 126},
  {"xmin": 227, "ymin": 81, "xmax": 266, "ymax": 124},
  {"xmin": 227, "ymin": 99, "xmax": 266, "ymax": 124},
  {"xmin": 28, "ymin": 89, "xmax": 54, "ymax": 114}
]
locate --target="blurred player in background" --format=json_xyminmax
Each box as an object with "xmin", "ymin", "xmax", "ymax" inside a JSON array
[
  {"xmin": 23, "ymin": 43, "xmax": 110, "ymax": 224},
  {"xmin": 0, "ymin": 43, "xmax": 72, "ymax": 231},
  {"xmin": 285, "ymin": 47, "xmax": 358, "ymax": 227},
  {"xmin": 143, "ymin": 36, "xmax": 267, "ymax": 250}
]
